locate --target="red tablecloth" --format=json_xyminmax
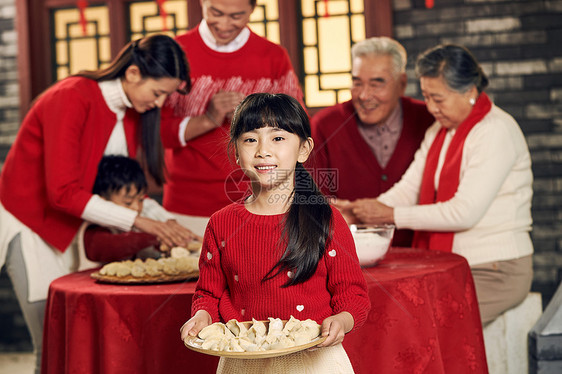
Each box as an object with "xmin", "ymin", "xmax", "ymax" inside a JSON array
[
  {"xmin": 344, "ymin": 247, "xmax": 487, "ymax": 373},
  {"xmin": 42, "ymin": 247, "xmax": 487, "ymax": 374}
]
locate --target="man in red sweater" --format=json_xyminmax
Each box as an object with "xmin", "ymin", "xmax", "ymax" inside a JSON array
[
  {"xmin": 160, "ymin": 0, "xmax": 303, "ymax": 236},
  {"xmin": 310, "ymin": 37, "xmax": 434, "ymax": 247}
]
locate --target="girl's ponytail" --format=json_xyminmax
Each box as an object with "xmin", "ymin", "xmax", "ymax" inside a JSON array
[{"xmin": 263, "ymin": 162, "xmax": 333, "ymax": 287}]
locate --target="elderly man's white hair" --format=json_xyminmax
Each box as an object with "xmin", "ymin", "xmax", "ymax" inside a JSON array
[{"xmin": 351, "ymin": 37, "xmax": 407, "ymax": 76}]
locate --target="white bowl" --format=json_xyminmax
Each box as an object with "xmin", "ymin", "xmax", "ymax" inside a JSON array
[{"xmin": 350, "ymin": 224, "xmax": 395, "ymax": 267}]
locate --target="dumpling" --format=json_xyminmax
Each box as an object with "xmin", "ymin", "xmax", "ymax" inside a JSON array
[
  {"xmin": 269, "ymin": 335, "xmax": 297, "ymax": 350},
  {"xmin": 115, "ymin": 263, "xmax": 132, "ymax": 277},
  {"xmin": 265, "ymin": 317, "xmax": 284, "ymax": 344},
  {"xmin": 282, "ymin": 315, "xmax": 300, "ymax": 335},
  {"xmin": 144, "ymin": 261, "xmax": 162, "ymax": 276},
  {"xmin": 201, "ymin": 336, "xmax": 229, "ymax": 351},
  {"xmin": 251, "ymin": 319, "xmax": 267, "ymax": 337},
  {"xmin": 175, "ymin": 256, "xmax": 198, "ymax": 272},
  {"xmin": 227, "ymin": 338, "xmax": 245, "ymax": 352},
  {"xmin": 226, "ymin": 319, "xmax": 248, "ymax": 337},
  {"xmin": 100, "ymin": 262, "xmax": 118, "ymax": 276},
  {"xmin": 287, "ymin": 319, "xmax": 321, "ymax": 345},
  {"xmin": 268, "ymin": 317, "xmax": 284, "ymax": 333},
  {"xmin": 170, "ymin": 246, "xmax": 190, "ymax": 258},
  {"xmin": 198, "ymin": 323, "xmax": 226, "ymax": 340},
  {"xmin": 238, "ymin": 337, "xmax": 259, "ymax": 352},
  {"xmin": 159, "ymin": 257, "xmax": 180, "ymax": 275},
  {"xmin": 131, "ymin": 264, "xmax": 146, "ymax": 277},
  {"xmin": 290, "ymin": 328, "xmax": 313, "ymax": 345},
  {"xmin": 300, "ymin": 319, "xmax": 321, "ymax": 339},
  {"xmin": 245, "ymin": 319, "xmax": 267, "ymax": 346}
]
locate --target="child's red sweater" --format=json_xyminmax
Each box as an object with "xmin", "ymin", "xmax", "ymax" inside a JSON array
[{"xmin": 192, "ymin": 202, "xmax": 370, "ymax": 330}]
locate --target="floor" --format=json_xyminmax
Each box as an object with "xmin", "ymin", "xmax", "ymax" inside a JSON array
[{"xmin": 0, "ymin": 353, "xmax": 35, "ymax": 374}]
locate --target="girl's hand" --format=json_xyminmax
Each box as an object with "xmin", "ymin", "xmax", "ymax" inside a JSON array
[
  {"xmin": 180, "ymin": 310, "xmax": 212, "ymax": 341},
  {"xmin": 133, "ymin": 216, "xmax": 200, "ymax": 249},
  {"xmin": 317, "ymin": 312, "xmax": 354, "ymax": 347}
]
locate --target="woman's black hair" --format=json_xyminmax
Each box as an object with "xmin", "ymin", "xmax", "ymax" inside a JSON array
[
  {"xmin": 229, "ymin": 93, "xmax": 333, "ymax": 287},
  {"xmin": 76, "ymin": 34, "xmax": 191, "ymax": 186},
  {"xmin": 92, "ymin": 155, "xmax": 147, "ymax": 199},
  {"xmin": 415, "ymin": 44, "xmax": 489, "ymax": 94}
]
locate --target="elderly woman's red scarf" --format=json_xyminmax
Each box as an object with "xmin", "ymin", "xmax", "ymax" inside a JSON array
[{"xmin": 412, "ymin": 92, "xmax": 492, "ymax": 252}]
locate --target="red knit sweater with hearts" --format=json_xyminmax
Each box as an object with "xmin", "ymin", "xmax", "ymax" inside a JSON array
[{"xmin": 191, "ymin": 202, "xmax": 370, "ymax": 331}]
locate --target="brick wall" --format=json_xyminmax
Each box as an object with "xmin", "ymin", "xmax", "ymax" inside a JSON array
[
  {"xmin": 394, "ymin": 0, "xmax": 562, "ymax": 305},
  {"xmin": 1, "ymin": 0, "xmax": 561, "ymax": 350},
  {"xmin": 0, "ymin": 0, "xmax": 16, "ymax": 164},
  {"xmin": 0, "ymin": 0, "xmax": 30, "ymax": 352}
]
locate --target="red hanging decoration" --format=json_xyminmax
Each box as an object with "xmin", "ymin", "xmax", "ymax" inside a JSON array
[
  {"xmin": 77, "ymin": 0, "xmax": 88, "ymax": 36},
  {"xmin": 157, "ymin": 0, "xmax": 168, "ymax": 31},
  {"xmin": 425, "ymin": 0, "xmax": 435, "ymax": 9},
  {"xmin": 323, "ymin": 0, "xmax": 329, "ymax": 17}
]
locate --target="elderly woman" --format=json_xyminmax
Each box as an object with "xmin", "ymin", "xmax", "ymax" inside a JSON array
[{"xmin": 343, "ymin": 44, "xmax": 534, "ymax": 325}]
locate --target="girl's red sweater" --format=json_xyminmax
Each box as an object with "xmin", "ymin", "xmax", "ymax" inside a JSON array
[{"xmin": 192, "ymin": 202, "xmax": 370, "ymax": 330}]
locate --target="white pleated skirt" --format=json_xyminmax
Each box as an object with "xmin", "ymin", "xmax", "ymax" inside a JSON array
[{"xmin": 216, "ymin": 344, "xmax": 355, "ymax": 374}]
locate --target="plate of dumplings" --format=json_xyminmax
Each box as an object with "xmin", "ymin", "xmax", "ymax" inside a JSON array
[
  {"xmin": 183, "ymin": 316, "xmax": 327, "ymax": 359},
  {"xmin": 90, "ymin": 246, "xmax": 199, "ymax": 284}
]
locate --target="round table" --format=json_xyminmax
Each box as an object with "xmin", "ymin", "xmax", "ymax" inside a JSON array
[
  {"xmin": 41, "ymin": 271, "xmax": 218, "ymax": 374},
  {"xmin": 42, "ymin": 247, "xmax": 488, "ymax": 374},
  {"xmin": 344, "ymin": 247, "xmax": 488, "ymax": 373}
]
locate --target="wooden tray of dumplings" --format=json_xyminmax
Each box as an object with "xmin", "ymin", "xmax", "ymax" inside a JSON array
[
  {"xmin": 184, "ymin": 318, "xmax": 327, "ymax": 359},
  {"xmin": 90, "ymin": 270, "xmax": 199, "ymax": 284},
  {"xmin": 91, "ymin": 246, "xmax": 200, "ymax": 284}
]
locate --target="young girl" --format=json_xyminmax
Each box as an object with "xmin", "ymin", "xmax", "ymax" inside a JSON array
[{"xmin": 180, "ymin": 93, "xmax": 370, "ymax": 373}]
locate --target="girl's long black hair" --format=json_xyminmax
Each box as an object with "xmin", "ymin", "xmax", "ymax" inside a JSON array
[
  {"xmin": 76, "ymin": 34, "xmax": 190, "ymax": 186},
  {"xmin": 229, "ymin": 93, "xmax": 333, "ymax": 287}
]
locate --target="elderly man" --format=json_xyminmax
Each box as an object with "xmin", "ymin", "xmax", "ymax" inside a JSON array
[
  {"xmin": 311, "ymin": 37, "xmax": 434, "ymax": 246},
  {"xmin": 160, "ymin": 0, "xmax": 304, "ymax": 236}
]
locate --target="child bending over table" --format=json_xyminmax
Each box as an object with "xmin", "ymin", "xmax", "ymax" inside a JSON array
[
  {"xmin": 77, "ymin": 155, "xmax": 202, "ymax": 270},
  {"xmin": 180, "ymin": 93, "xmax": 370, "ymax": 373}
]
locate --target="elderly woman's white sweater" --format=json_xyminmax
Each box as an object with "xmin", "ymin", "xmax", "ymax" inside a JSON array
[{"xmin": 378, "ymin": 105, "xmax": 534, "ymax": 266}]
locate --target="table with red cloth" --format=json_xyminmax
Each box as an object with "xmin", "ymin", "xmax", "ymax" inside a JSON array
[{"xmin": 41, "ymin": 247, "xmax": 488, "ymax": 374}]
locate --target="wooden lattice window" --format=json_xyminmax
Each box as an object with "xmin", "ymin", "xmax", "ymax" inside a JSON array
[{"xmin": 17, "ymin": 0, "xmax": 391, "ymax": 115}]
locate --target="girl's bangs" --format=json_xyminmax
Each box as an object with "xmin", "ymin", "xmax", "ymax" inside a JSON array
[
  {"xmin": 235, "ymin": 102, "xmax": 300, "ymax": 136},
  {"xmin": 231, "ymin": 93, "xmax": 309, "ymax": 141}
]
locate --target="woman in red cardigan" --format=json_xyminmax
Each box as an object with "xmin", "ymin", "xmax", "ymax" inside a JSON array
[{"xmin": 0, "ymin": 34, "xmax": 194, "ymax": 374}]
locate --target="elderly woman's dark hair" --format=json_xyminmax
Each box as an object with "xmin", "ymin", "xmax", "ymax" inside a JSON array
[{"xmin": 415, "ymin": 44, "xmax": 489, "ymax": 94}]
